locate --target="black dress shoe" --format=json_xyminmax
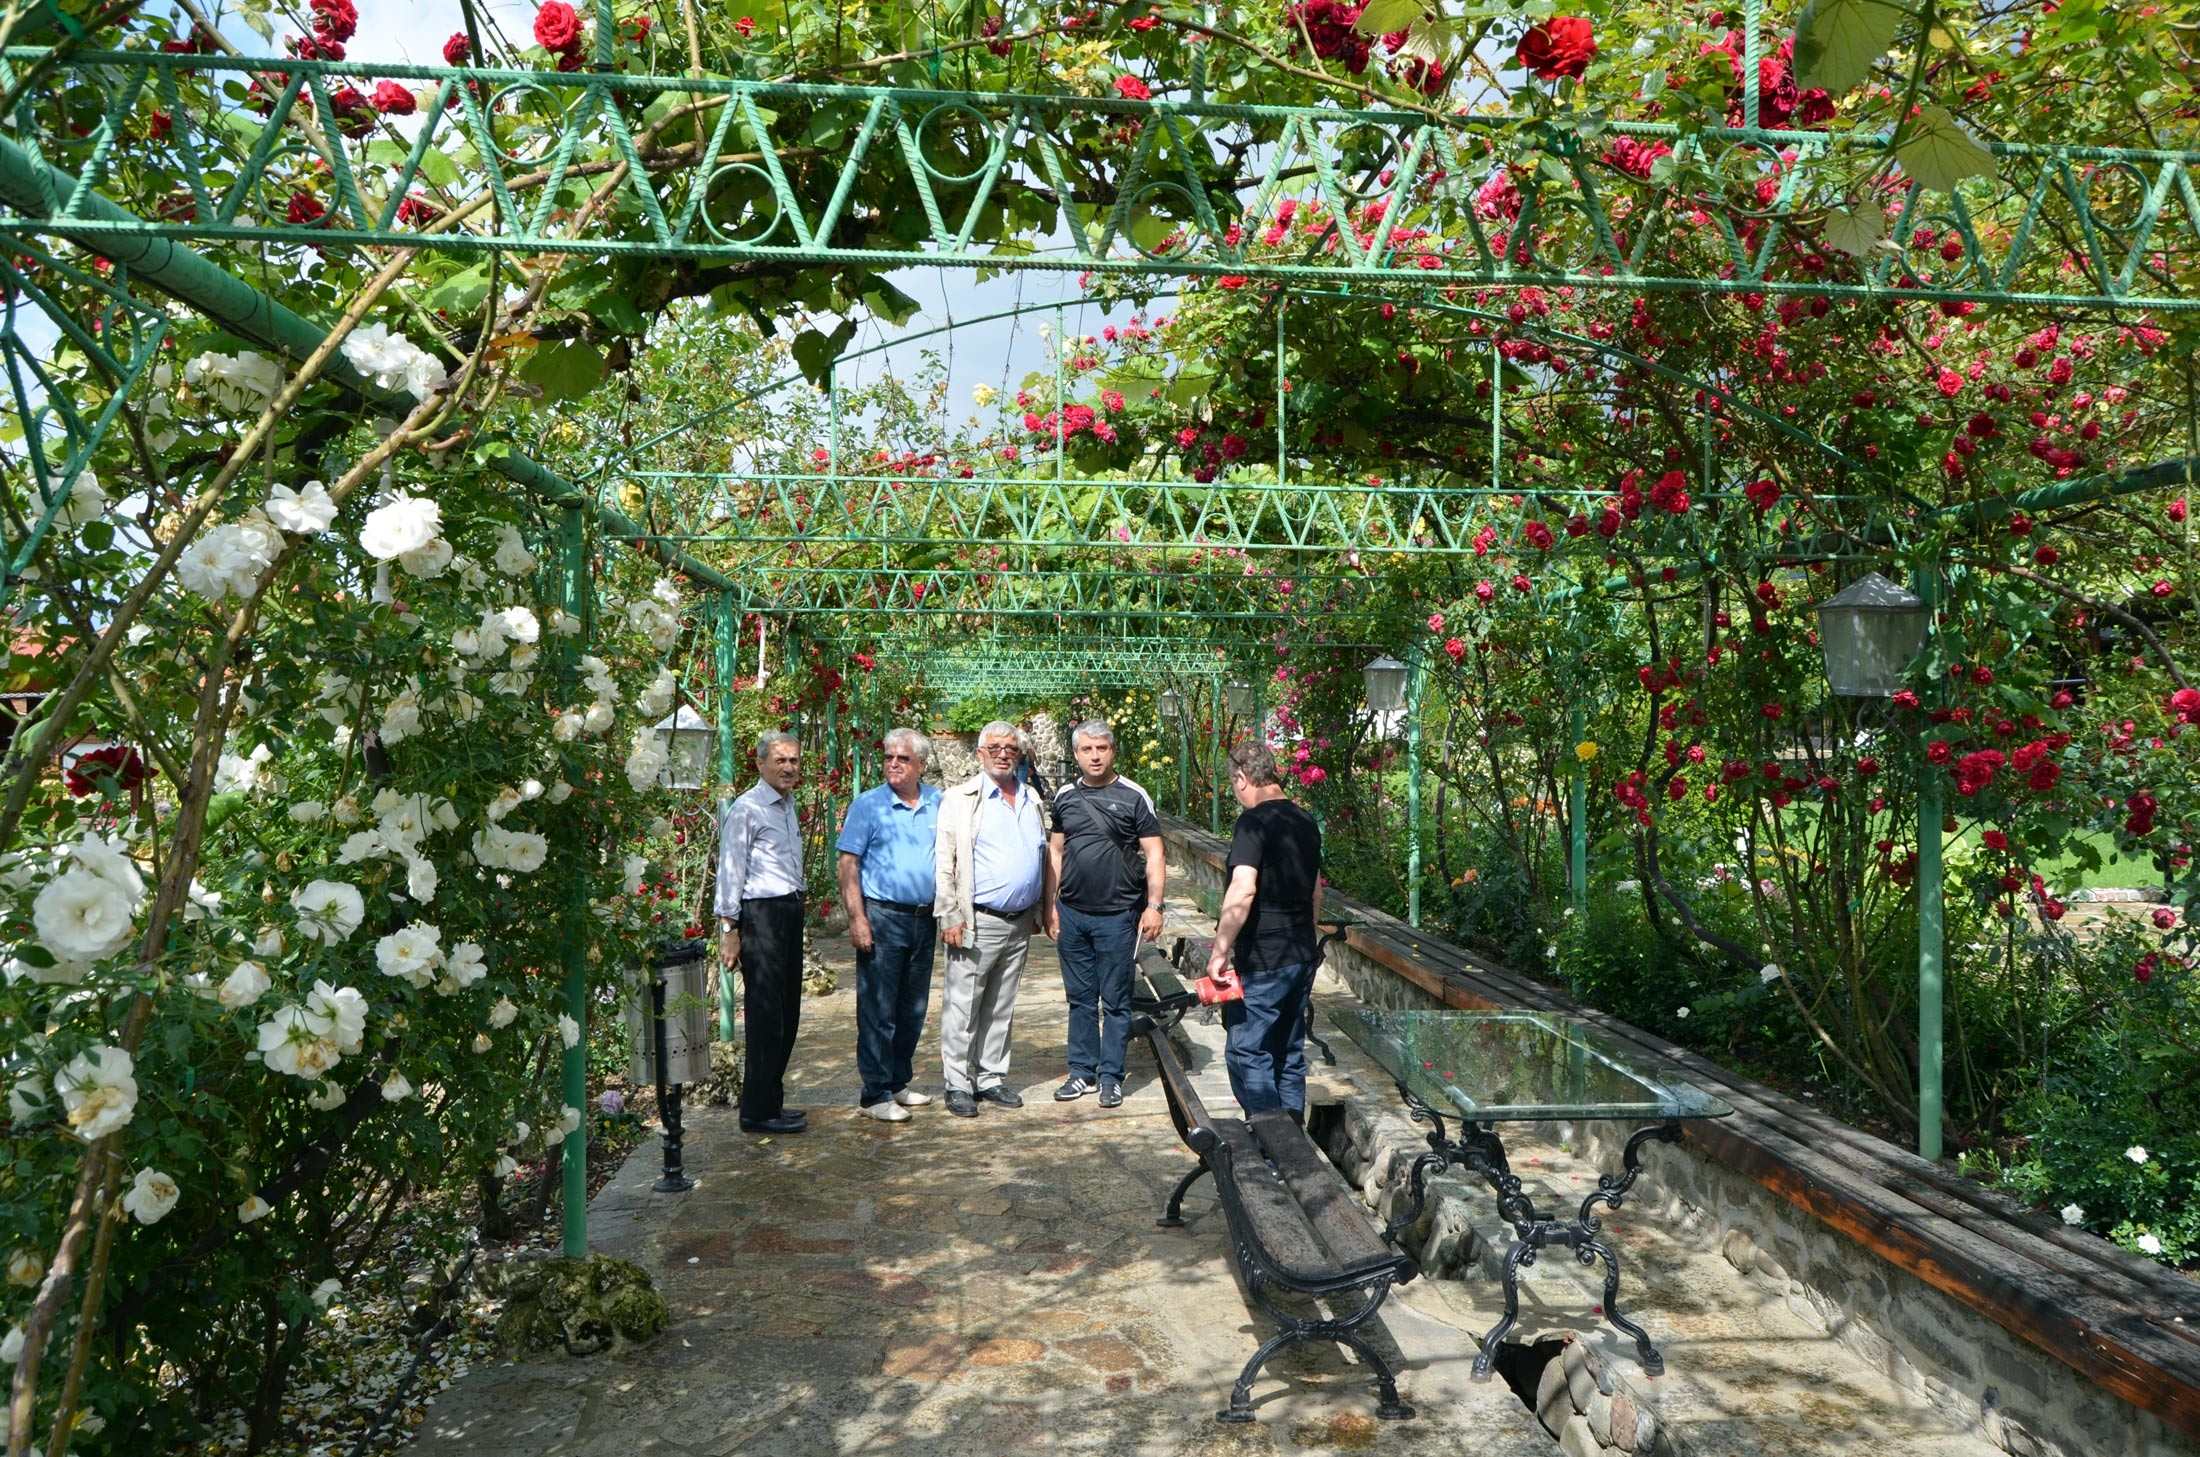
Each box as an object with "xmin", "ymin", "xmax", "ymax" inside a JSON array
[
  {"xmin": 740, "ymin": 1113, "xmax": 807, "ymax": 1134},
  {"xmin": 945, "ymin": 1090, "xmax": 979, "ymax": 1118},
  {"xmin": 975, "ymin": 1085, "xmax": 1023, "ymax": 1109}
]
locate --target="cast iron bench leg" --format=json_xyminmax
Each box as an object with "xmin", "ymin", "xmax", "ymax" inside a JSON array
[{"xmin": 1158, "ymin": 1162, "xmax": 1210, "ymax": 1228}]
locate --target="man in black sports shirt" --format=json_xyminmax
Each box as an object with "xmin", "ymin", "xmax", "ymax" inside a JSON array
[
  {"xmin": 1207, "ymin": 741, "xmax": 1323, "ymax": 1120},
  {"xmin": 1047, "ymin": 720, "xmax": 1164, "ymax": 1109}
]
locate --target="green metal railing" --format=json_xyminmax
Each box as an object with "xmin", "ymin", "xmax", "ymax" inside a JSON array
[{"xmin": 7, "ymin": 52, "xmax": 2198, "ymax": 310}]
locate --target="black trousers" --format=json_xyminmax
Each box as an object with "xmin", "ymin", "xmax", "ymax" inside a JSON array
[{"xmin": 737, "ymin": 893, "xmax": 804, "ymax": 1121}]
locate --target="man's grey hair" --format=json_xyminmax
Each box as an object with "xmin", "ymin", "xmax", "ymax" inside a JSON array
[
  {"xmin": 1229, "ymin": 740, "xmax": 1283, "ymax": 787},
  {"xmin": 1069, "ymin": 719, "xmax": 1114, "ymax": 748},
  {"xmin": 881, "ymin": 727, "xmax": 930, "ymax": 763},
  {"xmin": 977, "ymin": 720, "xmax": 1020, "ymax": 748},
  {"xmin": 754, "ymin": 729, "xmax": 800, "ymax": 763}
]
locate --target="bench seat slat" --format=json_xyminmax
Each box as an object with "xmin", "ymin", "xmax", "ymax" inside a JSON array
[
  {"xmin": 1212, "ymin": 1120, "xmax": 1338, "ymax": 1284},
  {"xmin": 1248, "ymin": 1111, "xmax": 1393, "ymax": 1272}
]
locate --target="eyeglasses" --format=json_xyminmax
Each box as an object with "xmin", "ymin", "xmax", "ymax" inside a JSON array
[
  {"xmin": 980, "ymin": 743, "xmax": 1019, "ymax": 754},
  {"xmin": 883, "ymin": 753, "xmax": 917, "ymax": 762}
]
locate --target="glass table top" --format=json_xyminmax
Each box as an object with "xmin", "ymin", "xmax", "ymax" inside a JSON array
[{"xmin": 1333, "ymin": 1009, "xmax": 1735, "ymax": 1123}]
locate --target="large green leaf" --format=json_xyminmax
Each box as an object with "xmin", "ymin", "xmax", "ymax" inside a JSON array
[
  {"xmin": 1895, "ymin": 105, "xmax": 1994, "ymax": 194},
  {"xmin": 790, "ymin": 319, "xmax": 858, "ymax": 391},
  {"xmin": 1822, "ymin": 200, "xmax": 1886, "ymax": 257},
  {"xmin": 858, "ymin": 276, "xmax": 923, "ymax": 328},
  {"xmin": 519, "ymin": 340, "xmax": 606, "ymax": 402},
  {"xmin": 1353, "ymin": 0, "xmax": 1421, "ymax": 36},
  {"xmin": 1794, "ymin": 0, "xmax": 1908, "ymax": 94}
]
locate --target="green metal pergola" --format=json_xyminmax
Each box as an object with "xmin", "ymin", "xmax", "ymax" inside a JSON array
[{"xmin": 7, "ymin": 3, "xmax": 2197, "ymax": 1259}]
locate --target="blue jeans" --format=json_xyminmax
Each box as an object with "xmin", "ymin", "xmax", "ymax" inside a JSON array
[
  {"xmin": 1222, "ymin": 961, "xmax": 1316, "ymax": 1115},
  {"xmin": 855, "ymin": 902, "xmax": 936, "ymax": 1106},
  {"xmin": 1057, "ymin": 903, "xmax": 1137, "ymax": 1082}
]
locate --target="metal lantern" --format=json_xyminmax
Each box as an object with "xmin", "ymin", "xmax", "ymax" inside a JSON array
[
  {"xmin": 1362, "ymin": 655, "xmax": 1410, "ymax": 713},
  {"xmin": 1225, "ymin": 680, "xmax": 1257, "ymax": 716},
  {"xmin": 1816, "ymin": 572, "xmax": 1928, "ymax": 698},
  {"xmin": 650, "ymin": 704, "xmax": 713, "ymax": 790},
  {"xmin": 1158, "ymin": 688, "xmax": 1184, "ymax": 722}
]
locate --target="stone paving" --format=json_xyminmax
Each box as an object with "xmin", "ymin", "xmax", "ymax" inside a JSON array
[
  {"xmin": 409, "ymin": 919, "xmax": 1552, "ymax": 1456},
  {"xmin": 407, "ymin": 913, "xmax": 2010, "ymax": 1457}
]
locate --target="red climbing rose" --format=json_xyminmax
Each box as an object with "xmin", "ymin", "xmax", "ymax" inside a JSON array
[
  {"xmin": 534, "ymin": 1, "xmax": 581, "ymax": 54},
  {"xmin": 1515, "ymin": 17, "xmax": 1596, "ymax": 80}
]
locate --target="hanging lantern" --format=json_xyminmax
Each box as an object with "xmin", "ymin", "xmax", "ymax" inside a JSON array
[
  {"xmin": 1225, "ymin": 680, "xmax": 1256, "ymax": 716},
  {"xmin": 1815, "ymin": 573, "xmax": 1928, "ymax": 698},
  {"xmin": 650, "ymin": 705, "xmax": 713, "ymax": 790},
  {"xmin": 1158, "ymin": 689, "xmax": 1184, "ymax": 722},
  {"xmin": 1362, "ymin": 655, "xmax": 1410, "ymax": 713}
]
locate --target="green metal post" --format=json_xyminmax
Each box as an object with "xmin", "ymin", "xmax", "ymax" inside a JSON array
[
  {"xmin": 557, "ymin": 506, "xmax": 590, "ymax": 1258},
  {"xmin": 714, "ymin": 591, "xmax": 738, "ymax": 1043},
  {"xmin": 1569, "ymin": 702, "xmax": 1588, "ymax": 917},
  {"xmin": 1913, "ymin": 564, "xmax": 1945, "ymax": 1162},
  {"xmin": 1209, "ymin": 676, "xmax": 1223, "ymax": 833},
  {"xmin": 1177, "ymin": 711, "xmax": 1191, "ymax": 821},
  {"xmin": 1406, "ymin": 647, "xmax": 1424, "ymax": 928}
]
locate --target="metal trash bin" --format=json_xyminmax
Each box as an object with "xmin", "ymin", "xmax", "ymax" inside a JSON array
[{"xmin": 626, "ymin": 937, "xmax": 709, "ymax": 1192}]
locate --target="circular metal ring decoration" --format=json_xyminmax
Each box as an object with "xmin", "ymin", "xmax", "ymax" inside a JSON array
[
  {"xmin": 913, "ymin": 102, "xmax": 1002, "ymax": 186},
  {"xmin": 696, "ymin": 162, "xmax": 788, "ymax": 246}
]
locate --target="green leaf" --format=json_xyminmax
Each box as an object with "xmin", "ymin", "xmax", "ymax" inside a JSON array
[
  {"xmin": 425, "ymin": 265, "xmax": 490, "ymax": 315},
  {"xmin": 1822, "ymin": 200, "xmax": 1886, "ymax": 257},
  {"xmin": 519, "ymin": 341, "xmax": 606, "ymax": 401},
  {"xmin": 1895, "ymin": 105, "xmax": 1994, "ymax": 194},
  {"xmin": 1352, "ymin": 0, "xmax": 1421, "ymax": 35},
  {"xmin": 857, "ymin": 276, "xmax": 923, "ymax": 328},
  {"xmin": 790, "ymin": 319, "xmax": 858, "ymax": 391},
  {"xmin": 1794, "ymin": 0, "xmax": 1908, "ymax": 94}
]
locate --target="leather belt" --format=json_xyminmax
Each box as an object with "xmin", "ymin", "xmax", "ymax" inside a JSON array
[
  {"xmin": 864, "ymin": 897, "xmax": 933, "ymax": 915},
  {"xmin": 972, "ymin": 902, "xmax": 1030, "ymax": 920}
]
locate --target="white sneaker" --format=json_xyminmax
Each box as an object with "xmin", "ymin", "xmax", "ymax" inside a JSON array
[
  {"xmin": 863, "ymin": 1100, "xmax": 911, "ymax": 1122},
  {"xmin": 893, "ymin": 1088, "xmax": 932, "ymax": 1107}
]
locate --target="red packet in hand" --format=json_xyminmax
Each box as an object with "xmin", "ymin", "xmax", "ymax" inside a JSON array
[{"xmin": 1195, "ymin": 968, "xmax": 1244, "ymax": 1005}]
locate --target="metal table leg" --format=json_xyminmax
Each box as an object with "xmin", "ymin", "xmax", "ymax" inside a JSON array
[{"xmin": 1394, "ymin": 1084, "xmax": 1680, "ymax": 1378}]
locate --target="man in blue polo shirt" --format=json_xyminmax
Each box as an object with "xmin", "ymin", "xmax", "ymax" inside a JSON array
[{"xmin": 836, "ymin": 727, "xmax": 945, "ymax": 1122}]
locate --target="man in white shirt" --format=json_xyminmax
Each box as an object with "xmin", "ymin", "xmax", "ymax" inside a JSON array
[
  {"xmin": 932, "ymin": 720, "xmax": 1056, "ymax": 1118},
  {"xmin": 717, "ymin": 731, "xmax": 808, "ymax": 1135}
]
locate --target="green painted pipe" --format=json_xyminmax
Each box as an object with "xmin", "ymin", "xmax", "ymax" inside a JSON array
[
  {"xmin": 1405, "ymin": 648, "xmax": 1424, "ymax": 929},
  {"xmin": 1913, "ymin": 563, "xmax": 1946, "ymax": 1163},
  {"xmin": 714, "ymin": 590, "xmax": 738, "ymax": 1043},
  {"xmin": 556, "ymin": 506, "xmax": 591, "ymax": 1257},
  {"xmin": 1569, "ymin": 702, "xmax": 1588, "ymax": 918}
]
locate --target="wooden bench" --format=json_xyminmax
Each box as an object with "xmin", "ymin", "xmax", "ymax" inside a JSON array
[{"xmin": 1130, "ymin": 947, "xmax": 1420, "ymax": 1424}]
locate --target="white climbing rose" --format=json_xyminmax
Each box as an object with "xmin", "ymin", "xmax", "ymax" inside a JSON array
[
  {"xmin": 238, "ymin": 1195, "xmax": 271, "ymax": 1224},
  {"xmin": 308, "ymin": 1081, "xmax": 347, "ymax": 1111},
  {"xmin": 2137, "ymin": 1233, "xmax": 2164, "ymax": 1256},
  {"xmin": 489, "ymin": 997, "xmax": 519, "ymax": 1029},
  {"xmin": 358, "ymin": 494, "xmax": 441, "ymax": 561},
  {"xmin": 53, "ymin": 1045, "xmax": 137, "ymax": 1140},
  {"xmin": 2127, "ymin": 1146, "xmax": 2150, "ymax": 1166},
  {"xmin": 1, "ymin": 1327, "xmax": 22, "ymax": 1365},
  {"xmin": 398, "ymin": 535, "xmax": 454, "ymax": 580},
  {"xmin": 257, "ymin": 1005, "xmax": 341, "ymax": 1081},
  {"xmin": 311, "ymin": 1277, "xmax": 343, "ymax": 1309},
  {"xmin": 374, "ymin": 924, "xmax": 444, "ymax": 987},
  {"xmin": 123, "ymin": 1167, "xmax": 182, "ymax": 1225},
  {"xmin": 292, "ymin": 879, "xmax": 365, "ymax": 944},
  {"xmin": 31, "ymin": 868, "xmax": 138, "ymax": 962},
  {"xmin": 558, "ymin": 1014, "xmax": 580, "ymax": 1049},
  {"xmin": 442, "ymin": 941, "xmax": 487, "ymax": 990},
  {"xmin": 381, "ymin": 1071, "xmax": 414, "ymax": 1103},
  {"xmin": 2060, "ymin": 1203, "xmax": 2085, "ymax": 1226},
  {"xmin": 175, "ymin": 516, "xmax": 282, "ymax": 601},
  {"xmin": 217, "ymin": 960, "xmax": 271, "ymax": 1010},
  {"xmin": 265, "ymin": 481, "xmax": 338, "ymax": 535},
  {"xmin": 304, "ymin": 981, "xmax": 369, "ymax": 1055}
]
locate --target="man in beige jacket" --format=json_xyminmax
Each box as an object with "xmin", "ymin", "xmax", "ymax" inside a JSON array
[{"xmin": 933, "ymin": 720, "xmax": 1056, "ymax": 1118}]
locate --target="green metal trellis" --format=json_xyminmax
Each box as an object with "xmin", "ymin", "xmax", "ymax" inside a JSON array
[
  {"xmin": 6, "ymin": 6, "xmax": 2196, "ymax": 1221},
  {"xmin": 7, "ymin": 52, "xmax": 2199, "ymax": 312}
]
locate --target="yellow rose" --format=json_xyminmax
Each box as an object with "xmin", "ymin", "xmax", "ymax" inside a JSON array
[{"xmin": 1575, "ymin": 740, "xmax": 1600, "ymax": 762}]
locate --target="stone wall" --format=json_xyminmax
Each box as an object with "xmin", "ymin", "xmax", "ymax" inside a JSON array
[{"xmin": 1159, "ymin": 824, "xmax": 2198, "ymax": 1457}]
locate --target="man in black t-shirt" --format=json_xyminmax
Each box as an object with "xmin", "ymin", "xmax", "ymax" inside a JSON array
[
  {"xmin": 1207, "ymin": 741, "xmax": 1324, "ymax": 1120},
  {"xmin": 1047, "ymin": 720, "xmax": 1165, "ymax": 1108}
]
